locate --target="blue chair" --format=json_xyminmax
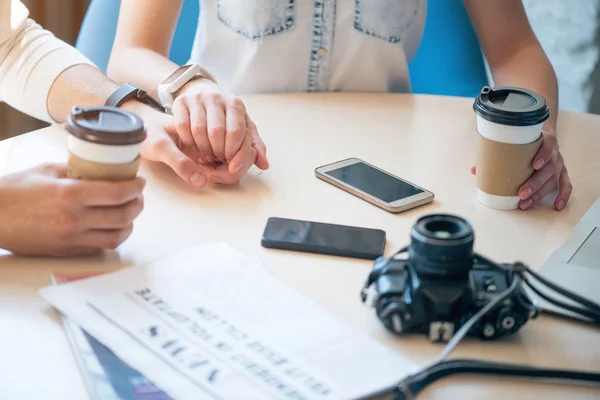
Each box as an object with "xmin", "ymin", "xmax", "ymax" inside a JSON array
[
  {"xmin": 75, "ymin": 0, "xmax": 199, "ymax": 72},
  {"xmin": 408, "ymin": 0, "xmax": 488, "ymax": 97},
  {"xmin": 76, "ymin": 0, "xmax": 487, "ymax": 97}
]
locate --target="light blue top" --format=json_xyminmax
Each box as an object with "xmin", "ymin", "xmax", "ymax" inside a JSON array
[{"xmin": 76, "ymin": 0, "xmax": 487, "ymax": 97}]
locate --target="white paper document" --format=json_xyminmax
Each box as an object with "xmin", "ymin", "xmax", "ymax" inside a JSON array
[{"xmin": 40, "ymin": 243, "xmax": 417, "ymax": 400}]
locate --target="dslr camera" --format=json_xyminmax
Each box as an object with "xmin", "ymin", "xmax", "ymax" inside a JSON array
[{"xmin": 361, "ymin": 214, "xmax": 537, "ymax": 342}]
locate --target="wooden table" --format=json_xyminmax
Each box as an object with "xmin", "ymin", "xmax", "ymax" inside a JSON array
[{"xmin": 0, "ymin": 93, "xmax": 599, "ymax": 400}]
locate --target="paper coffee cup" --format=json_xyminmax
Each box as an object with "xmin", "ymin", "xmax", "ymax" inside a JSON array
[
  {"xmin": 66, "ymin": 106, "xmax": 146, "ymax": 181},
  {"xmin": 473, "ymin": 86, "xmax": 550, "ymax": 210}
]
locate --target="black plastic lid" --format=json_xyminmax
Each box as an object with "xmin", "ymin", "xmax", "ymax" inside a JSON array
[
  {"xmin": 473, "ymin": 86, "xmax": 550, "ymax": 126},
  {"xmin": 66, "ymin": 106, "xmax": 146, "ymax": 145}
]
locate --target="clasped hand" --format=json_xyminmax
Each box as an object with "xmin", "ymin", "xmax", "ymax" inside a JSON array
[{"xmin": 131, "ymin": 80, "xmax": 269, "ymax": 187}]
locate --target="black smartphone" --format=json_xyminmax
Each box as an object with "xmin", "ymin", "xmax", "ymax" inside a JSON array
[{"xmin": 261, "ymin": 217, "xmax": 386, "ymax": 260}]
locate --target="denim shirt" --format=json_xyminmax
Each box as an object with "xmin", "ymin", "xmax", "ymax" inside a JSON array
[{"xmin": 189, "ymin": 0, "xmax": 426, "ymax": 94}]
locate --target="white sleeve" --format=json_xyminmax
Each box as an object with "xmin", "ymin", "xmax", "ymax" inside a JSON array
[{"xmin": 0, "ymin": 1, "xmax": 95, "ymax": 123}]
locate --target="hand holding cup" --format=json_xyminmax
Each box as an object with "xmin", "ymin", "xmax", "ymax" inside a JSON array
[
  {"xmin": 471, "ymin": 86, "xmax": 570, "ymax": 211},
  {"xmin": 516, "ymin": 128, "xmax": 572, "ymax": 211}
]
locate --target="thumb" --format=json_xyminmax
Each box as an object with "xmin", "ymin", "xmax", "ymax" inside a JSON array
[
  {"xmin": 470, "ymin": 165, "xmax": 476, "ymax": 175},
  {"xmin": 157, "ymin": 138, "xmax": 207, "ymax": 187},
  {"xmin": 253, "ymin": 143, "xmax": 269, "ymax": 170},
  {"xmin": 250, "ymin": 133, "xmax": 269, "ymax": 171},
  {"xmin": 246, "ymin": 116, "xmax": 269, "ymax": 171}
]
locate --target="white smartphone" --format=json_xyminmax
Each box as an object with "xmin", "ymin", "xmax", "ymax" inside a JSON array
[{"xmin": 315, "ymin": 158, "xmax": 434, "ymax": 213}]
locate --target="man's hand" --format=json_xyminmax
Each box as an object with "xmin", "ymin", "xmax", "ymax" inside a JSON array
[
  {"xmin": 0, "ymin": 164, "xmax": 145, "ymax": 257},
  {"xmin": 170, "ymin": 79, "xmax": 269, "ymax": 184},
  {"xmin": 470, "ymin": 129, "xmax": 572, "ymax": 211},
  {"xmin": 121, "ymin": 101, "xmax": 208, "ymax": 187}
]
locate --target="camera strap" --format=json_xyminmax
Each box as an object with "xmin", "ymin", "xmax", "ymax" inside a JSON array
[
  {"xmin": 390, "ymin": 261, "xmax": 600, "ymax": 399},
  {"xmin": 393, "ymin": 359, "xmax": 600, "ymax": 400}
]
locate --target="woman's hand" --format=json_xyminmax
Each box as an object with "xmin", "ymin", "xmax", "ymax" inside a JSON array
[
  {"xmin": 470, "ymin": 129, "xmax": 572, "ymax": 211},
  {"xmin": 517, "ymin": 129, "xmax": 572, "ymax": 211},
  {"xmin": 170, "ymin": 79, "xmax": 269, "ymax": 184}
]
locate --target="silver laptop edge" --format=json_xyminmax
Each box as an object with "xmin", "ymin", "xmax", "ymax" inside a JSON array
[{"xmin": 530, "ymin": 197, "xmax": 600, "ymax": 321}]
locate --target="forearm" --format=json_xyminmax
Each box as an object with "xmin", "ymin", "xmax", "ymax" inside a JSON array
[
  {"xmin": 47, "ymin": 64, "xmax": 119, "ymax": 123},
  {"xmin": 464, "ymin": 0, "xmax": 558, "ymax": 132},
  {"xmin": 48, "ymin": 61, "xmax": 166, "ymax": 126},
  {"xmin": 107, "ymin": 0, "xmax": 184, "ymax": 98},
  {"xmin": 490, "ymin": 43, "xmax": 559, "ymax": 132},
  {"xmin": 0, "ymin": 19, "xmax": 153, "ymax": 124},
  {"xmin": 108, "ymin": 47, "xmax": 179, "ymax": 99}
]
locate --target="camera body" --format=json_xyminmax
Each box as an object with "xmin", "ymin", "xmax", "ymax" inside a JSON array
[{"xmin": 363, "ymin": 214, "xmax": 536, "ymax": 342}]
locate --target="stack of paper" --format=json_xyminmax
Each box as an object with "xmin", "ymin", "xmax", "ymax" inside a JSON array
[{"xmin": 41, "ymin": 243, "xmax": 417, "ymax": 400}]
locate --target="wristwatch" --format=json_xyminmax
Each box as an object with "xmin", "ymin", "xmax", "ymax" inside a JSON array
[
  {"xmin": 105, "ymin": 83, "xmax": 166, "ymax": 113},
  {"xmin": 157, "ymin": 64, "xmax": 218, "ymax": 112}
]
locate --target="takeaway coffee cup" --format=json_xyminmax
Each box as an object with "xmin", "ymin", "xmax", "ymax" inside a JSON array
[
  {"xmin": 473, "ymin": 86, "xmax": 550, "ymax": 210},
  {"xmin": 66, "ymin": 106, "xmax": 146, "ymax": 181}
]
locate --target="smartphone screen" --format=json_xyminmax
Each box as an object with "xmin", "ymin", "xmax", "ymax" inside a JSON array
[
  {"xmin": 323, "ymin": 161, "xmax": 423, "ymax": 203},
  {"xmin": 261, "ymin": 217, "xmax": 386, "ymax": 260}
]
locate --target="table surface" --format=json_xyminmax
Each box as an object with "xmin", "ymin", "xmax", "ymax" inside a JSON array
[{"xmin": 1, "ymin": 93, "xmax": 599, "ymax": 400}]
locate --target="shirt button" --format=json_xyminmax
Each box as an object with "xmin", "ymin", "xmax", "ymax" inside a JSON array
[{"xmin": 317, "ymin": 48, "xmax": 327, "ymax": 56}]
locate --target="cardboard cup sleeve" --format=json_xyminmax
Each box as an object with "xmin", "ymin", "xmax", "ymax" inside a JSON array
[
  {"xmin": 475, "ymin": 133, "xmax": 542, "ymax": 197},
  {"xmin": 68, "ymin": 153, "xmax": 141, "ymax": 181}
]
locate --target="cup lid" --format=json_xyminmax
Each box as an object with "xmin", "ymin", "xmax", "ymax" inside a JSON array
[
  {"xmin": 66, "ymin": 106, "xmax": 146, "ymax": 145},
  {"xmin": 473, "ymin": 86, "xmax": 550, "ymax": 126}
]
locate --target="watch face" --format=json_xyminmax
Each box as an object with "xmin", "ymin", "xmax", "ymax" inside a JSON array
[{"xmin": 163, "ymin": 65, "xmax": 191, "ymax": 84}]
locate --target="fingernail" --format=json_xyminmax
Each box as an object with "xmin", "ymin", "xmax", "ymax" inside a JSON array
[
  {"xmin": 557, "ymin": 200, "xmax": 565, "ymax": 210},
  {"xmin": 520, "ymin": 187, "xmax": 532, "ymax": 200},
  {"xmin": 520, "ymin": 199, "xmax": 533, "ymax": 210},
  {"xmin": 190, "ymin": 172, "xmax": 206, "ymax": 186},
  {"xmin": 209, "ymin": 175, "xmax": 222, "ymax": 184},
  {"xmin": 534, "ymin": 159, "xmax": 545, "ymax": 170},
  {"xmin": 230, "ymin": 162, "xmax": 243, "ymax": 174}
]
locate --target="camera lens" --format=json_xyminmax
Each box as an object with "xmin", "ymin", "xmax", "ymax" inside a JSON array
[
  {"xmin": 409, "ymin": 214, "xmax": 474, "ymax": 277},
  {"xmin": 424, "ymin": 219, "xmax": 463, "ymax": 239}
]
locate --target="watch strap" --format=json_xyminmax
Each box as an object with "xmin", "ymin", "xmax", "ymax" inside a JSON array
[
  {"xmin": 194, "ymin": 64, "xmax": 218, "ymax": 85},
  {"xmin": 158, "ymin": 64, "xmax": 218, "ymax": 112},
  {"xmin": 106, "ymin": 83, "xmax": 166, "ymax": 113}
]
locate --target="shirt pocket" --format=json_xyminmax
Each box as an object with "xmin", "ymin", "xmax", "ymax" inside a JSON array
[
  {"xmin": 354, "ymin": 0, "xmax": 422, "ymax": 43},
  {"xmin": 217, "ymin": 0, "xmax": 296, "ymax": 40}
]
